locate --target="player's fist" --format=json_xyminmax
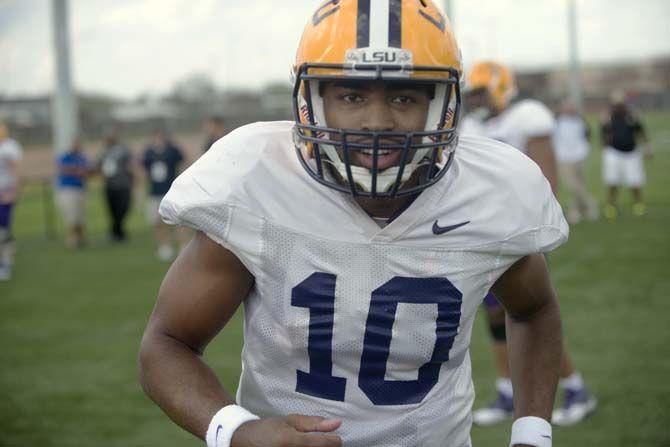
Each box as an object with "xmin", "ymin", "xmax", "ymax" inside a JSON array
[{"xmin": 231, "ymin": 414, "xmax": 342, "ymax": 447}]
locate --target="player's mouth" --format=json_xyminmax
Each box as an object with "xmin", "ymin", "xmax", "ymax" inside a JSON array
[
  {"xmin": 352, "ymin": 148, "xmax": 404, "ymax": 170},
  {"xmin": 345, "ymin": 136, "xmax": 408, "ymax": 170}
]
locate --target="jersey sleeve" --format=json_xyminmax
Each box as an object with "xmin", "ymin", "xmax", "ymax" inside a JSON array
[
  {"xmin": 159, "ymin": 127, "xmax": 265, "ymax": 275},
  {"xmin": 517, "ymin": 100, "xmax": 556, "ymax": 138},
  {"xmin": 499, "ymin": 167, "xmax": 569, "ymax": 256},
  {"xmin": 459, "ymin": 113, "xmax": 487, "ymax": 137}
]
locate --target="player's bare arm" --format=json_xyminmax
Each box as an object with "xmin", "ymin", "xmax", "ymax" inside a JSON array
[
  {"xmin": 526, "ymin": 136, "xmax": 559, "ymax": 196},
  {"xmin": 139, "ymin": 231, "xmax": 342, "ymax": 447},
  {"xmin": 492, "ymin": 253, "xmax": 562, "ymax": 425},
  {"xmin": 139, "ymin": 231, "xmax": 251, "ymax": 436}
]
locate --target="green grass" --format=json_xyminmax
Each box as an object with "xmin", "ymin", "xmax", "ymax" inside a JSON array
[{"xmin": 1, "ymin": 113, "xmax": 669, "ymax": 446}]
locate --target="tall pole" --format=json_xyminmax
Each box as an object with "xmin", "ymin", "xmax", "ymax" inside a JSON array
[
  {"xmin": 567, "ymin": 0, "xmax": 583, "ymax": 112},
  {"xmin": 444, "ymin": 0, "xmax": 454, "ymax": 29},
  {"xmin": 51, "ymin": 0, "xmax": 78, "ymax": 154}
]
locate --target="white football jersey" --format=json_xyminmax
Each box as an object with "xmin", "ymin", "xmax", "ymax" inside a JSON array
[
  {"xmin": 483, "ymin": 99, "xmax": 556, "ymax": 153},
  {"xmin": 160, "ymin": 121, "xmax": 568, "ymax": 447},
  {"xmin": 458, "ymin": 113, "xmax": 487, "ymax": 137},
  {"xmin": 0, "ymin": 138, "xmax": 22, "ymax": 191}
]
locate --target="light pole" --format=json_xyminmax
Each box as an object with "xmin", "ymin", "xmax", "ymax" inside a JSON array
[
  {"xmin": 51, "ymin": 0, "xmax": 78, "ymax": 154},
  {"xmin": 567, "ymin": 0, "xmax": 584, "ymax": 112}
]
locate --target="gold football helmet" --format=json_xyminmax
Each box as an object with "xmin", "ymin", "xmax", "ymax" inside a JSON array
[
  {"xmin": 292, "ymin": 0, "xmax": 462, "ymax": 197},
  {"xmin": 466, "ymin": 61, "xmax": 518, "ymax": 111}
]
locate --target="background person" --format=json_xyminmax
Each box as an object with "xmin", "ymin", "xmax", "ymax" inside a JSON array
[
  {"xmin": 142, "ymin": 129, "xmax": 186, "ymax": 261},
  {"xmin": 98, "ymin": 129, "xmax": 134, "ymax": 242},
  {"xmin": 552, "ymin": 98, "xmax": 599, "ymax": 224},
  {"xmin": 464, "ymin": 61, "xmax": 597, "ymax": 427},
  {"xmin": 55, "ymin": 138, "xmax": 90, "ymax": 249},
  {"xmin": 202, "ymin": 115, "xmax": 226, "ymax": 153},
  {"xmin": 0, "ymin": 121, "xmax": 23, "ymax": 280},
  {"xmin": 601, "ymin": 90, "xmax": 652, "ymax": 219}
]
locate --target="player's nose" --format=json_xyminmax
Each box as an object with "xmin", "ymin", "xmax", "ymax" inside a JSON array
[{"xmin": 360, "ymin": 98, "xmax": 395, "ymax": 132}]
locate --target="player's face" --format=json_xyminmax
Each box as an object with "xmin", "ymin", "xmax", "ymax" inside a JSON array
[
  {"xmin": 152, "ymin": 131, "xmax": 167, "ymax": 147},
  {"xmin": 204, "ymin": 120, "xmax": 221, "ymax": 136},
  {"xmin": 322, "ymin": 80, "xmax": 431, "ymax": 171},
  {"xmin": 464, "ymin": 87, "xmax": 495, "ymax": 116}
]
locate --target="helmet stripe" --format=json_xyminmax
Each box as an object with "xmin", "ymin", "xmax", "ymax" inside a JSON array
[
  {"xmin": 369, "ymin": 0, "xmax": 390, "ymax": 48},
  {"xmin": 357, "ymin": 0, "xmax": 371, "ymax": 48},
  {"xmin": 388, "ymin": 0, "xmax": 402, "ymax": 48}
]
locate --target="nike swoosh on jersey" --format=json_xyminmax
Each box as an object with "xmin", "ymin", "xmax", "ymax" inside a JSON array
[{"xmin": 432, "ymin": 220, "xmax": 471, "ymax": 235}]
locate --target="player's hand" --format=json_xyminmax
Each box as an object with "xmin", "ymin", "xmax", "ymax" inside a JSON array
[{"xmin": 231, "ymin": 414, "xmax": 342, "ymax": 447}]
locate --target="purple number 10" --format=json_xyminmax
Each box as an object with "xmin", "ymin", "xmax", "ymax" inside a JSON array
[{"xmin": 291, "ymin": 272, "xmax": 463, "ymax": 406}]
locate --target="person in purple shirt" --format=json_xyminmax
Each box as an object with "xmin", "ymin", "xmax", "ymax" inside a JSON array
[{"xmin": 56, "ymin": 138, "xmax": 90, "ymax": 249}]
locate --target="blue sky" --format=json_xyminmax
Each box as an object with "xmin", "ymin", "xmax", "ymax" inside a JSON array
[{"xmin": 1, "ymin": 0, "xmax": 668, "ymax": 98}]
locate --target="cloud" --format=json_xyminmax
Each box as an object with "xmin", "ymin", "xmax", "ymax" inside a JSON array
[
  {"xmin": 0, "ymin": 0, "xmax": 668, "ymax": 97},
  {"xmin": 0, "ymin": 0, "xmax": 52, "ymax": 95}
]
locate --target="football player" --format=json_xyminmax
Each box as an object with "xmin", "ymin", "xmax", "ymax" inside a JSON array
[
  {"xmin": 0, "ymin": 121, "xmax": 22, "ymax": 280},
  {"xmin": 463, "ymin": 61, "xmax": 597, "ymax": 427},
  {"xmin": 139, "ymin": 2, "xmax": 567, "ymax": 446}
]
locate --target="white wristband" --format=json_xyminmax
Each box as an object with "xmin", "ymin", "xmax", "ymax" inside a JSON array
[
  {"xmin": 205, "ymin": 405, "xmax": 260, "ymax": 447},
  {"xmin": 509, "ymin": 416, "xmax": 552, "ymax": 447}
]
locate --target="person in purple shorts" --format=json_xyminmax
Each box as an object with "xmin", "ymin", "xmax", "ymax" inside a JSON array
[{"xmin": 0, "ymin": 121, "xmax": 23, "ymax": 281}]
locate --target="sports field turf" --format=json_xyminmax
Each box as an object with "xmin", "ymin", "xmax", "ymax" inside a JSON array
[{"xmin": 1, "ymin": 113, "xmax": 668, "ymax": 446}]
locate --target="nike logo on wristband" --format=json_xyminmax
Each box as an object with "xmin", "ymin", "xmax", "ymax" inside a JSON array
[
  {"xmin": 215, "ymin": 425, "xmax": 223, "ymax": 446},
  {"xmin": 542, "ymin": 434, "xmax": 552, "ymax": 439}
]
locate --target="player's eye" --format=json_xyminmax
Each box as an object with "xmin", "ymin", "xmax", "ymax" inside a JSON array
[
  {"xmin": 390, "ymin": 95, "xmax": 414, "ymax": 105},
  {"xmin": 341, "ymin": 93, "xmax": 364, "ymax": 104}
]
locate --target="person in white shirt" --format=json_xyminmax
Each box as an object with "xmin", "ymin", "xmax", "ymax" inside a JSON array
[
  {"xmin": 0, "ymin": 121, "xmax": 23, "ymax": 280},
  {"xmin": 139, "ymin": 3, "xmax": 566, "ymax": 447},
  {"xmin": 463, "ymin": 61, "xmax": 597, "ymax": 428},
  {"xmin": 552, "ymin": 98, "xmax": 599, "ymax": 224}
]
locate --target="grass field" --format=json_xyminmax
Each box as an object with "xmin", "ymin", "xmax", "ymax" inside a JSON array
[{"xmin": 1, "ymin": 113, "xmax": 669, "ymax": 447}]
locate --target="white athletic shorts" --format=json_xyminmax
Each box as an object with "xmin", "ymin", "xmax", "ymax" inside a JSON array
[
  {"xmin": 145, "ymin": 196, "xmax": 163, "ymax": 225},
  {"xmin": 603, "ymin": 147, "xmax": 646, "ymax": 187},
  {"xmin": 56, "ymin": 188, "xmax": 86, "ymax": 226}
]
